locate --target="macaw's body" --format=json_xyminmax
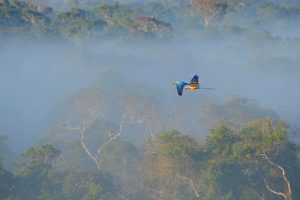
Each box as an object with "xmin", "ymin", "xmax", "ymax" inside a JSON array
[
  {"xmin": 173, "ymin": 75, "xmax": 213, "ymax": 96},
  {"xmin": 186, "ymin": 84, "xmax": 200, "ymax": 90}
]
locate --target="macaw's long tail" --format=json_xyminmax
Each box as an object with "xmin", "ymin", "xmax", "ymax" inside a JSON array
[{"xmin": 199, "ymin": 87, "xmax": 215, "ymax": 90}]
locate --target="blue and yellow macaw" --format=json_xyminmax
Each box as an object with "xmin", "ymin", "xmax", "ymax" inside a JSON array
[{"xmin": 173, "ymin": 75, "xmax": 213, "ymax": 96}]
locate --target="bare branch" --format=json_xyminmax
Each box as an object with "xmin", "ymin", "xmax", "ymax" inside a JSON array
[
  {"xmin": 264, "ymin": 179, "xmax": 288, "ymax": 200},
  {"xmin": 63, "ymin": 106, "xmax": 100, "ymax": 168},
  {"xmin": 262, "ymin": 151, "xmax": 292, "ymax": 200},
  {"xmin": 80, "ymin": 131, "xmax": 100, "ymax": 169},
  {"xmin": 64, "ymin": 126, "xmax": 81, "ymax": 131},
  {"xmin": 61, "ymin": 89, "xmax": 108, "ymax": 169},
  {"xmin": 107, "ymin": 120, "xmax": 124, "ymax": 144},
  {"xmin": 97, "ymin": 119, "xmax": 125, "ymax": 157},
  {"xmin": 252, "ymin": 191, "xmax": 265, "ymax": 200},
  {"xmin": 177, "ymin": 174, "xmax": 200, "ymax": 198}
]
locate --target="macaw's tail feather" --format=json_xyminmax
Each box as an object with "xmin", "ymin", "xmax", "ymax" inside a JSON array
[{"xmin": 199, "ymin": 87, "xmax": 215, "ymax": 90}]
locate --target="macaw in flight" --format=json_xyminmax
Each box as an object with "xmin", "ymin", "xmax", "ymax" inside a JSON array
[{"xmin": 172, "ymin": 75, "xmax": 214, "ymax": 96}]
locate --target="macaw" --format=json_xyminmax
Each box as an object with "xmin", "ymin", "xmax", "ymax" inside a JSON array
[{"xmin": 172, "ymin": 75, "xmax": 213, "ymax": 96}]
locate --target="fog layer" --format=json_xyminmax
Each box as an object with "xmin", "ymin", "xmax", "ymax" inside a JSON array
[{"xmin": 1, "ymin": 35, "xmax": 300, "ymax": 152}]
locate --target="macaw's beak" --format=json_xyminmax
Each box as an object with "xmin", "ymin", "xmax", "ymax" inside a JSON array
[{"xmin": 172, "ymin": 81, "xmax": 177, "ymax": 85}]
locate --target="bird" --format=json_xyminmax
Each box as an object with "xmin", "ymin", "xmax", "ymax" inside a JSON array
[{"xmin": 172, "ymin": 75, "xmax": 214, "ymax": 96}]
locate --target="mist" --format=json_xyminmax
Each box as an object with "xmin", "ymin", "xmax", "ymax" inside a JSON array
[
  {"xmin": 1, "ymin": 33, "xmax": 300, "ymax": 153},
  {"xmin": 1, "ymin": 1, "xmax": 300, "ymax": 199}
]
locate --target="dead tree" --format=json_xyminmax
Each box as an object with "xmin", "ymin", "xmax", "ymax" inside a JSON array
[{"xmin": 63, "ymin": 89, "xmax": 124, "ymax": 169}]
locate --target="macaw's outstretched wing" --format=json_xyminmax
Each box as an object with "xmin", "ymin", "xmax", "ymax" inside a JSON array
[
  {"xmin": 190, "ymin": 75, "xmax": 199, "ymax": 85},
  {"xmin": 176, "ymin": 82, "xmax": 187, "ymax": 96}
]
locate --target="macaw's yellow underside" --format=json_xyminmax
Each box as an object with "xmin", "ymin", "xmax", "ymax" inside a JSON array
[{"xmin": 186, "ymin": 85, "xmax": 199, "ymax": 90}]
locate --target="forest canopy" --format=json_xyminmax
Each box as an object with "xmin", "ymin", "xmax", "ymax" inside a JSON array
[{"xmin": 1, "ymin": 0, "xmax": 300, "ymax": 200}]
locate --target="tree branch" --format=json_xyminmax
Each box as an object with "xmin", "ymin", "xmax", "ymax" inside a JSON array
[
  {"xmin": 252, "ymin": 190, "xmax": 265, "ymax": 200},
  {"xmin": 64, "ymin": 108, "xmax": 100, "ymax": 169},
  {"xmin": 177, "ymin": 174, "xmax": 200, "ymax": 198},
  {"xmin": 262, "ymin": 151, "xmax": 292, "ymax": 200},
  {"xmin": 80, "ymin": 130, "xmax": 100, "ymax": 169},
  {"xmin": 97, "ymin": 119, "xmax": 124, "ymax": 157},
  {"xmin": 264, "ymin": 179, "xmax": 288, "ymax": 200},
  {"xmin": 107, "ymin": 120, "xmax": 124, "ymax": 144}
]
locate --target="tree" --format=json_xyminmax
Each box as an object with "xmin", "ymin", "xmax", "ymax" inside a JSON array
[
  {"xmin": 99, "ymin": 141, "xmax": 141, "ymax": 199},
  {"xmin": 200, "ymin": 118, "xmax": 299, "ymax": 200},
  {"xmin": 63, "ymin": 89, "xmax": 105, "ymax": 169},
  {"xmin": 16, "ymin": 144, "xmax": 60, "ymax": 176},
  {"xmin": 262, "ymin": 151, "xmax": 292, "ymax": 200},
  {"xmin": 14, "ymin": 144, "xmax": 60, "ymax": 200},
  {"xmin": 232, "ymin": 119, "xmax": 294, "ymax": 200},
  {"xmin": 190, "ymin": 0, "xmax": 227, "ymax": 26},
  {"xmin": 143, "ymin": 130, "xmax": 202, "ymax": 199},
  {"xmin": 60, "ymin": 169, "xmax": 114, "ymax": 200},
  {"xmin": 63, "ymin": 89, "xmax": 124, "ymax": 169}
]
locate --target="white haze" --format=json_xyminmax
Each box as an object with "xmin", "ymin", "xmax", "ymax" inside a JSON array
[{"xmin": 0, "ymin": 34, "xmax": 300, "ymax": 152}]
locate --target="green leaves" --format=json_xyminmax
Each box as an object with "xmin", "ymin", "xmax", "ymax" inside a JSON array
[
  {"xmin": 152, "ymin": 130, "xmax": 200, "ymax": 163},
  {"xmin": 204, "ymin": 119, "xmax": 288, "ymax": 162},
  {"xmin": 61, "ymin": 169, "xmax": 110, "ymax": 200},
  {"xmin": 241, "ymin": 119, "xmax": 288, "ymax": 154},
  {"xmin": 1, "ymin": 118, "xmax": 299, "ymax": 200},
  {"xmin": 16, "ymin": 144, "xmax": 60, "ymax": 177}
]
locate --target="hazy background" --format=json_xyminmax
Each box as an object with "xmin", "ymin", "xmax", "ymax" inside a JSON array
[
  {"xmin": 1, "ymin": 1, "xmax": 300, "ymax": 200},
  {"xmin": 1, "ymin": 35, "xmax": 299, "ymax": 153}
]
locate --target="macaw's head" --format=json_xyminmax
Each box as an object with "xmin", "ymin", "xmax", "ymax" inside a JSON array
[{"xmin": 172, "ymin": 81, "xmax": 180, "ymax": 85}]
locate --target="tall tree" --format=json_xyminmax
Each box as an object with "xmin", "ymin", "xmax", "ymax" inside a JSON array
[{"xmin": 63, "ymin": 89, "xmax": 124, "ymax": 169}]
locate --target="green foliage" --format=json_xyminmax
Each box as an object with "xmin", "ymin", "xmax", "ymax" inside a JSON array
[
  {"xmin": 156, "ymin": 130, "xmax": 199, "ymax": 158},
  {"xmin": 53, "ymin": 7, "xmax": 107, "ymax": 40},
  {"xmin": 16, "ymin": 144, "xmax": 60, "ymax": 176},
  {"xmin": 61, "ymin": 169, "xmax": 112, "ymax": 200},
  {"xmin": 143, "ymin": 119, "xmax": 298, "ymax": 199},
  {"xmin": 12, "ymin": 145, "xmax": 60, "ymax": 200},
  {"xmin": 205, "ymin": 124, "xmax": 238, "ymax": 157},
  {"xmin": 1, "ymin": 0, "xmax": 299, "ymax": 42},
  {"xmin": 238, "ymin": 119, "xmax": 288, "ymax": 156},
  {"xmin": 101, "ymin": 141, "xmax": 138, "ymax": 164},
  {"xmin": 1, "ymin": 118, "xmax": 299, "ymax": 199},
  {"xmin": 11, "ymin": 144, "xmax": 118, "ymax": 200}
]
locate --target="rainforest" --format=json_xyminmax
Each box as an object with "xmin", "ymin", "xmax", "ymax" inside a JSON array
[{"xmin": 1, "ymin": 0, "xmax": 300, "ymax": 199}]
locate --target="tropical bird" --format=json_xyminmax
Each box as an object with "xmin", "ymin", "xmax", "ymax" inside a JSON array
[{"xmin": 172, "ymin": 75, "xmax": 214, "ymax": 96}]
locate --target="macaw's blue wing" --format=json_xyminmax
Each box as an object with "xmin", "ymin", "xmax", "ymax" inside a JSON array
[
  {"xmin": 176, "ymin": 82, "xmax": 187, "ymax": 96},
  {"xmin": 190, "ymin": 75, "xmax": 199, "ymax": 85}
]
